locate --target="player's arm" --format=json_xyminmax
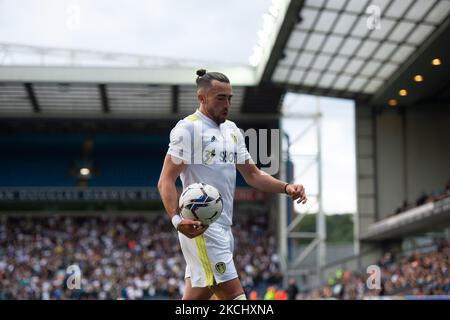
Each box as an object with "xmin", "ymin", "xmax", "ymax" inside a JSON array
[
  {"xmin": 237, "ymin": 160, "xmax": 307, "ymax": 204},
  {"xmin": 158, "ymin": 154, "xmax": 208, "ymax": 238}
]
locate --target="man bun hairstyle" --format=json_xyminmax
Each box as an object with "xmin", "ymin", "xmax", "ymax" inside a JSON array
[
  {"xmin": 196, "ymin": 69, "xmax": 230, "ymax": 89},
  {"xmin": 196, "ymin": 69, "xmax": 207, "ymax": 77}
]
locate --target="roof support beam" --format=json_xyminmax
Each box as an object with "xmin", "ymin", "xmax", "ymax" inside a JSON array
[
  {"xmin": 24, "ymin": 83, "xmax": 40, "ymax": 113},
  {"xmin": 172, "ymin": 85, "xmax": 179, "ymax": 114},
  {"xmin": 99, "ymin": 84, "xmax": 110, "ymax": 113},
  {"xmin": 0, "ymin": 66, "xmax": 257, "ymax": 86}
]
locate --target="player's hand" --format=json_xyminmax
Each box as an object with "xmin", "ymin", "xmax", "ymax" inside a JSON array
[
  {"xmin": 177, "ymin": 218, "xmax": 209, "ymax": 239},
  {"xmin": 286, "ymin": 184, "xmax": 307, "ymax": 204}
]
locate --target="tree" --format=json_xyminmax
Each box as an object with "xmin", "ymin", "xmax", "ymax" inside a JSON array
[{"xmin": 296, "ymin": 213, "xmax": 354, "ymax": 243}]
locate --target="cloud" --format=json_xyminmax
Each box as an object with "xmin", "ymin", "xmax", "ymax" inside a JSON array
[
  {"xmin": 282, "ymin": 93, "xmax": 357, "ymax": 214},
  {"xmin": 0, "ymin": 0, "xmax": 272, "ymax": 64}
]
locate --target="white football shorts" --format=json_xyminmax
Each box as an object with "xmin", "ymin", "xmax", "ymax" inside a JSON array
[{"xmin": 178, "ymin": 222, "xmax": 238, "ymax": 288}]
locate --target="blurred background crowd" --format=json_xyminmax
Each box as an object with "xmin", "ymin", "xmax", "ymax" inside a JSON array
[
  {"xmin": 0, "ymin": 213, "xmax": 282, "ymax": 300},
  {"xmin": 1, "ymin": 212, "xmax": 448, "ymax": 300},
  {"xmin": 296, "ymin": 239, "xmax": 450, "ymax": 300},
  {"xmin": 393, "ymin": 180, "xmax": 450, "ymax": 216}
]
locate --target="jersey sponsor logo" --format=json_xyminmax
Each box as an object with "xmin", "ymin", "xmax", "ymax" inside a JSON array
[
  {"xmin": 203, "ymin": 146, "xmax": 236, "ymax": 165},
  {"xmin": 215, "ymin": 262, "xmax": 226, "ymax": 274},
  {"xmin": 219, "ymin": 150, "xmax": 237, "ymax": 163}
]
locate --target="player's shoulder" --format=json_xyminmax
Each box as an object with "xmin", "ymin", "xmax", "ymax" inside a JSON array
[
  {"xmin": 184, "ymin": 113, "xmax": 202, "ymax": 123},
  {"xmin": 172, "ymin": 113, "xmax": 201, "ymax": 131},
  {"xmin": 223, "ymin": 119, "xmax": 239, "ymax": 130},
  {"xmin": 223, "ymin": 120, "xmax": 244, "ymax": 137}
]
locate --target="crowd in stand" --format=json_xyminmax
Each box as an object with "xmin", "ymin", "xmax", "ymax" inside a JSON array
[
  {"xmin": 296, "ymin": 238, "xmax": 450, "ymax": 299},
  {"xmin": 394, "ymin": 179, "xmax": 450, "ymax": 215},
  {"xmin": 1, "ymin": 212, "xmax": 449, "ymax": 300},
  {"xmin": 0, "ymin": 213, "xmax": 281, "ymax": 300}
]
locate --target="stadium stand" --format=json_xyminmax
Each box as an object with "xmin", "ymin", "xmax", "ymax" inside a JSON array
[
  {"xmin": 0, "ymin": 133, "xmax": 167, "ymax": 187},
  {"xmin": 297, "ymin": 237, "xmax": 450, "ymax": 300},
  {"xmin": 392, "ymin": 180, "xmax": 450, "ymax": 216},
  {"xmin": 0, "ymin": 132, "xmax": 249, "ymax": 188},
  {"xmin": 0, "ymin": 212, "xmax": 280, "ymax": 300},
  {"xmin": 361, "ymin": 183, "xmax": 450, "ymax": 241}
]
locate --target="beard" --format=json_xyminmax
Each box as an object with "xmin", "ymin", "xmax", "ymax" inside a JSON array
[
  {"xmin": 215, "ymin": 114, "xmax": 227, "ymax": 123},
  {"xmin": 205, "ymin": 107, "xmax": 227, "ymax": 124}
]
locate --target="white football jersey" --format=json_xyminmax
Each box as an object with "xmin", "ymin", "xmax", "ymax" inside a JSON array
[{"xmin": 167, "ymin": 109, "xmax": 251, "ymax": 227}]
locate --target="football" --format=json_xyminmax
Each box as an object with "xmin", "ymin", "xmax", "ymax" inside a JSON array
[{"xmin": 179, "ymin": 182, "xmax": 223, "ymax": 225}]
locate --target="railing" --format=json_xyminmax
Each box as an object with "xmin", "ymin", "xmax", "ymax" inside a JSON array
[
  {"xmin": 0, "ymin": 43, "xmax": 234, "ymax": 68},
  {"xmin": 362, "ymin": 197, "xmax": 450, "ymax": 239},
  {"xmin": 0, "ymin": 187, "xmax": 267, "ymax": 202},
  {"xmin": 0, "ymin": 187, "xmax": 160, "ymax": 201}
]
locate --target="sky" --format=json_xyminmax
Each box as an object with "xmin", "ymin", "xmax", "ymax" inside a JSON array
[
  {"xmin": 282, "ymin": 93, "xmax": 357, "ymax": 214},
  {"xmin": 0, "ymin": 0, "xmax": 271, "ymax": 64},
  {"xmin": 0, "ymin": 0, "xmax": 357, "ymax": 214}
]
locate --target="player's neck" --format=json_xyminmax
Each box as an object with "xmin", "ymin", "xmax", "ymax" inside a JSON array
[{"xmin": 198, "ymin": 107, "xmax": 220, "ymax": 126}]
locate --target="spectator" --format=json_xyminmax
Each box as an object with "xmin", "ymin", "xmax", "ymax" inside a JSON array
[
  {"xmin": 392, "ymin": 179, "xmax": 450, "ymax": 216},
  {"xmin": 263, "ymin": 286, "xmax": 276, "ymax": 300},
  {"xmin": 287, "ymin": 277, "xmax": 299, "ymax": 300},
  {"xmin": 0, "ymin": 213, "xmax": 281, "ymax": 300},
  {"xmin": 274, "ymin": 288, "xmax": 288, "ymax": 300},
  {"xmin": 301, "ymin": 238, "xmax": 450, "ymax": 299},
  {"xmin": 416, "ymin": 192, "xmax": 428, "ymax": 206},
  {"xmin": 249, "ymin": 290, "xmax": 258, "ymax": 300}
]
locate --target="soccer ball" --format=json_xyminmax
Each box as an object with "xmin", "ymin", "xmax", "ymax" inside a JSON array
[{"xmin": 179, "ymin": 182, "xmax": 223, "ymax": 225}]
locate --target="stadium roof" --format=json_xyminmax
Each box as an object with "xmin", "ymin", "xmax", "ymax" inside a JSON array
[
  {"xmin": 1, "ymin": 0, "xmax": 449, "ymax": 117},
  {"xmin": 0, "ymin": 81, "xmax": 284, "ymax": 119},
  {"xmin": 0, "ymin": 46, "xmax": 278, "ymax": 117},
  {"xmin": 260, "ymin": 0, "xmax": 450, "ymax": 105}
]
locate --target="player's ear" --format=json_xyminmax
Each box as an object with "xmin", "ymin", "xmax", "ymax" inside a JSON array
[
  {"xmin": 197, "ymin": 87, "xmax": 207, "ymax": 104},
  {"xmin": 197, "ymin": 93, "xmax": 205, "ymax": 104}
]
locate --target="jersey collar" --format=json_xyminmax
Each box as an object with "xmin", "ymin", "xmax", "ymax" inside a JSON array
[{"xmin": 195, "ymin": 109, "xmax": 220, "ymax": 127}]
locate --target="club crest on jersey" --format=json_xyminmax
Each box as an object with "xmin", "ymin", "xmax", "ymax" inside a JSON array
[
  {"xmin": 230, "ymin": 133, "xmax": 237, "ymax": 144},
  {"xmin": 215, "ymin": 262, "xmax": 226, "ymax": 274}
]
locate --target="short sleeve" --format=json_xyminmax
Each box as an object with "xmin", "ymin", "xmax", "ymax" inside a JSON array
[{"xmin": 167, "ymin": 121, "xmax": 193, "ymax": 163}]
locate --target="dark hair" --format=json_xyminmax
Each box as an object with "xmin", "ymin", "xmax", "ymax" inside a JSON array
[{"xmin": 196, "ymin": 69, "xmax": 230, "ymax": 89}]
